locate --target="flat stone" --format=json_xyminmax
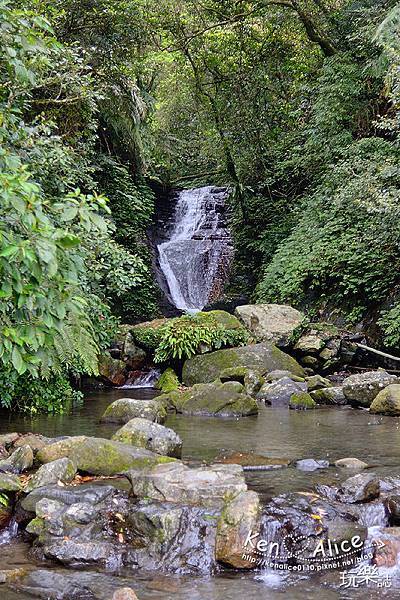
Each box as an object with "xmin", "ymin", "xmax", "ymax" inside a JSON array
[
  {"xmin": 335, "ymin": 458, "xmax": 369, "ymax": 469},
  {"xmin": 124, "ymin": 462, "xmax": 247, "ymax": 508}
]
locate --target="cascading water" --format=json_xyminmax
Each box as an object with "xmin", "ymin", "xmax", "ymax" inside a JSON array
[{"xmin": 156, "ymin": 186, "xmax": 231, "ymax": 311}]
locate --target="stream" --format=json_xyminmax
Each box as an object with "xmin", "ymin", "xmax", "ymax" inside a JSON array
[{"xmin": 2, "ymin": 387, "xmax": 400, "ymax": 599}]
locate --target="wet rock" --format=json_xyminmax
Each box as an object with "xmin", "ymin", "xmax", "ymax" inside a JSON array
[
  {"xmin": 294, "ymin": 334, "xmax": 325, "ymax": 354},
  {"xmin": 101, "ymin": 398, "xmax": 167, "ymax": 424},
  {"xmin": 182, "ymin": 343, "xmax": 305, "ymax": 386},
  {"xmin": 306, "ymin": 374, "xmax": 332, "ymax": 391},
  {"xmin": 123, "ymin": 333, "xmax": 146, "ymax": 370},
  {"xmin": 264, "ymin": 369, "xmax": 305, "ymax": 382},
  {"xmin": 156, "ymin": 368, "xmax": 180, "ymax": 393},
  {"xmin": 371, "ymin": 527, "xmax": 400, "ymax": 568},
  {"xmin": 0, "ymin": 445, "xmax": 33, "ymax": 474},
  {"xmin": 342, "ymin": 370, "xmax": 398, "ymax": 408},
  {"xmin": 369, "ymin": 384, "xmax": 400, "ymax": 415},
  {"xmin": 21, "ymin": 483, "xmax": 116, "ymax": 513},
  {"xmin": 289, "ymin": 392, "xmax": 316, "ymax": 410},
  {"xmin": 234, "ymin": 303, "xmax": 304, "ymax": 347},
  {"xmin": 385, "ymin": 495, "xmax": 400, "ymax": 523},
  {"xmin": 216, "ymin": 490, "xmax": 261, "ymax": 568},
  {"xmin": 310, "ymin": 387, "xmax": 346, "ymax": 405},
  {"xmin": 36, "ymin": 437, "xmax": 86, "ymax": 464},
  {"xmin": 215, "ymin": 451, "xmax": 290, "ymax": 470},
  {"xmin": 257, "ymin": 377, "xmax": 307, "ymax": 406},
  {"xmin": 159, "ymin": 381, "xmax": 258, "ymax": 417},
  {"xmin": 113, "ymin": 589, "xmax": 139, "ymax": 600},
  {"xmin": 124, "ymin": 462, "xmax": 247, "ymax": 508},
  {"xmin": 325, "ymin": 518, "xmax": 368, "ymax": 547},
  {"xmin": 219, "ymin": 367, "xmax": 264, "ymax": 396},
  {"xmin": 335, "ymin": 458, "xmax": 369, "ymax": 469},
  {"xmin": 112, "ymin": 418, "xmax": 182, "ymax": 458},
  {"xmin": 71, "ymin": 437, "xmax": 175, "ymax": 476},
  {"xmin": 26, "ymin": 458, "xmax": 76, "ymax": 492},
  {"xmin": 336, "ymin": 473, "xmax": 380, "ymax": 503},
  {"xmin": 0, "ymin": 472, "xmax": 22, "ymax": 491},
  {"xmin": 98, "ymin": 352, "xmax": 127, "ymax": 386},
  {"xmin": 13, "ymin": 433, "xmax": 51, "ymax": 453},
  {"xmin": 296, "ymin": 459, "xmax": 329, "ymax": 471},
  {"xmin": 10, "ymin": 569, "xmax": 97, "ymax": 599}
]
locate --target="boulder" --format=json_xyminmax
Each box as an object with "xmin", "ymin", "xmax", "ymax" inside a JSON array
[
  {"xmin": 124, "ymin": 462, "xmax": 247, "ymax": 508},
  {"xmin": 159, "ymin": 381, "xmax": 258, "ymax": 417},
  {"xmin": 98, "ymin": 352, "xmax": 126, "ymax": 386},
  {"xmin": 0, "ymin": 445, "xmax": 33, "ymax": 474},
  {"xmin": 13, "ymin": 433, "xmax": 51, "ymax": 453},
  {"xmin": 0, "ymin": 472, "xmax": 22, "ymax": 491},
  {"xmin": 156, "ymin": 368, "xmax": 180, "ymax": 394},
  {"xmin": 216, "ymin": 490, "xmax": 261, "ymax": 568},
  {"xmin": 101, "ymin": 398, "xmax": 167, "ymax": 424},
  {"xmin": 336, "ymin": 473, "xmax": 380, "ymax": 503},
  {"xmin": 342, "ymin": 370, "xmax": 398, "ymax": 408},
  {"xmin": 305, "ymin": 374, "xmax": 332, "ymax": 391},
  {"xmin": 219, "ymin": 367, "xmax": 264, "ymax": 396},
  {"xmin": 234, "ymin": 304, "xmax": 303, "ymax": 346},
  {"xmin": 122, "ymin": 333, "xmax": 146, "ymax": 370},
  {"xmin": 182, "ymin": 343, "xmax": 304, "ymax": 386},
  {"xmin": 256, "ymin": 377, "xmax": 307, "ymax": 406},
  {"xmin": 37, "ymin": 436, "xmax": 175, "ymax": 476},
  {"xmin": 112, "ymin": 418, "xmax": 182, "ymax": 458},
  {"xmin": 36, "ymin": 437, "xmax": 86, "ymax": 464},
  {"xmin": 26, "ymin": 458, "xmax": 76, "ymax": 492},
  {"xmin": 294, "ymin": 334, "xmax": 325, "ymax": 354},
  {"xmin": 369, "ymin": 384, "xmax": 400, "ymax": 415},
  {"xmin": 289, "ymin": 392, "xmax": 317, "ymax": 410},
  {"xmin": 21, "ymin": 483, "xmax": 116, "ymax": 513},
  {"xmin": 310, "ymin": 387, "xmax": 346, "ymax": 405},
  {"xmin": 334, "ymin": 458, "xmax": 369, "ymax": 470},
  {"xmin": 264, "ymin": 369, "xmax": 305, "ymax": 383}
]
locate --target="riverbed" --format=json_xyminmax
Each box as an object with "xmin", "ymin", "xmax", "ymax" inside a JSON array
[{"xmin": 1, "ymin": 388, "xmax": 400, "ymax": 599}]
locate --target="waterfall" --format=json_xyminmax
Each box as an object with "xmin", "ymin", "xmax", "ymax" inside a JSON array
[{"xmin": 157, "ymin": 186, "xmax": 231, "ymax": 311}]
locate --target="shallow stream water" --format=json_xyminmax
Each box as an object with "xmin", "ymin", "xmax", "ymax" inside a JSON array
[{"xmin": 2, "ymin": 388, "xmax": 400, "ymax": 599}]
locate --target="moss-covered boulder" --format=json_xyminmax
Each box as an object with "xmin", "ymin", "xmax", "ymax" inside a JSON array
[
  {"xmin": 306, "ymin": 374, "xmax": 332, "ymax": 391},
  {"xmin": 0, "ymin": 473, "xmax": 22, "ymax": 492},
  {"xmin": 289, "ymin": 392, "xmax": 316, "ymax": 410},
  {"xmin": 370, "ymin": 384, "xmax": 400, "ymax": 415},
  {"xmin": 257, "ymin": 377, "xmax": 307, "ymax": 406},
  {"xmin": 219, "ymin": 367, "xmax": 264, "ymax": 396},
  {"xmin": 343, "ymin": 370, "xmax": 398, "ymax": 408},
  {"xmin": 37, "ymin": 436, "xmax": 175, "ymax": 476},
  {"xmin": 98, "ymin": 353, "xmax": 126, "ymax": 386},
  {"xmin": 112, "ymin": 418, "xmax": 182, "ymax": 457},
  {"xmin": 101, "ymin": 398, "xmax": 167, "ymax": 424},
  {"xmin": 182, "ymin": 343, "xmax": 304, "ymax": 386},
  {"xmin": 159, "ymin": 381, "xmax": 258, "ymax": 417},
  {"xmin": 310, "ymin": 387, "xmax": 346, "ymax": 405},
  {"xmin": 156, "ymin": 368, "xmax": 180, "ymax": 394},
  {"xmin": 234, "ymin": 304, "xmax": 303, "ymax": 346}
]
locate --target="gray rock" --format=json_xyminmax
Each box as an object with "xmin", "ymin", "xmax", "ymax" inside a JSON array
[
  {"xmin": 101, "ymin": 398, "xmax": 167, "ymax": 424},
  {"xmin": 264, "ymin": 369, "xmax": 305, "ymax": 382},
  {"xmin": 26, "ymin": 458, "xmax": 76, "ymax": 492},
  {"xmin": 21, "ymin": 483, "xmax": 116, "ymax": 513},
  {"xmin": 294, "ymin": 334, "xmax": 325, "ymax": 354},
  {"xmin": 336, "ymin": 473, "xmax": 380, "ymax": 503},
  {"xmin": 219, "ymin": 367, "xmax": 264, "ymax": 396},
  {"xmin": 182, "ymin": 343, "xmax": 304, "ymax": 386},
  {"xmin": 234, "ymin": 303, "xmax": 304, "ymax": 346},
  {"xmin": 124, "ymin": 462, "xmax": 247, "ymax": 508},
  {"xmin": 112, "ymin": 418, "xmax": 182, "ymax": 457},
  {"xmin": 310, "ymin": 387, "xmax": 346, "ymax": 405},
  {"xmin": 343, "ymin": 370, "xmax": 398, "ymax": 408},
  {"xmin": 0, "ymin": 472, "xmax": 22, "ymax": 491},
  {"xmin": 13, "ymin": 433, "xmax": 52, "ymax": 453},
  {"xmin": 296, "ymin": 459, "xmax": 330, "ymax": 471},
  {"xmin": 256, "ymin": 377, "xmax": 307, "ymax": 406},
  {"xmin": 0, "ymin": 445, "xmax": 33, "ymax": 473}
]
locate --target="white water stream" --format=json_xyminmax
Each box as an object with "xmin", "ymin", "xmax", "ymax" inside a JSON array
[{"xmin": 157, "ymin": 186, "xmax": 229, "ymax": 311}]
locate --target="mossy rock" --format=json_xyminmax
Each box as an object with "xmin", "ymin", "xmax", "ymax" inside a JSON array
[
  {"xmin": 156, "ymin": 368, "xmax": 180, "ymax": 394},
  {"xmin": 205, "ymin": 310, "xmax": 244, "ymax": 330},
  {"xmin": 182, "ymin": 343, "xmax": 304, "ymax": 386},
  {"xmin": 289, "ymin": 392, "xmax": 316, "ymax": 410},
  {"xmin": 100, "ymin": 398, "xmax": 167, "ymax": 424},
  {"xmin": 112, "ymin": 418, "xmax": 182, "ymax": 457},
  {"xmin": 158, "ymin": 381, "xmax": 258, "ymax": 417}
]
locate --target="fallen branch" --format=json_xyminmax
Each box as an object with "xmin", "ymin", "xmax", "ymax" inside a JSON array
[{"xmin": 356, "ymin": 343, "xmax": 400, "ymax": 363}]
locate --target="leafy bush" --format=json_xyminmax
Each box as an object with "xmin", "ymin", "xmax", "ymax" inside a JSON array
[
  {"xmin": 153, "ymin": 313, "xmax": 249, "ymax": 363},
  {"xmin": 378, "ymin": 304, "xmax": 400, "ymax": 349},
  {"xmin": 0, "ymin": 370, "xmax": 82, "ymax": 414}
]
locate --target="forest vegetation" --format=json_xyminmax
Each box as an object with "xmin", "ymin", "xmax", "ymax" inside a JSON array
[{"xmin": 1, "ymin": 0, "xmax": 399, "ymax": 412}]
